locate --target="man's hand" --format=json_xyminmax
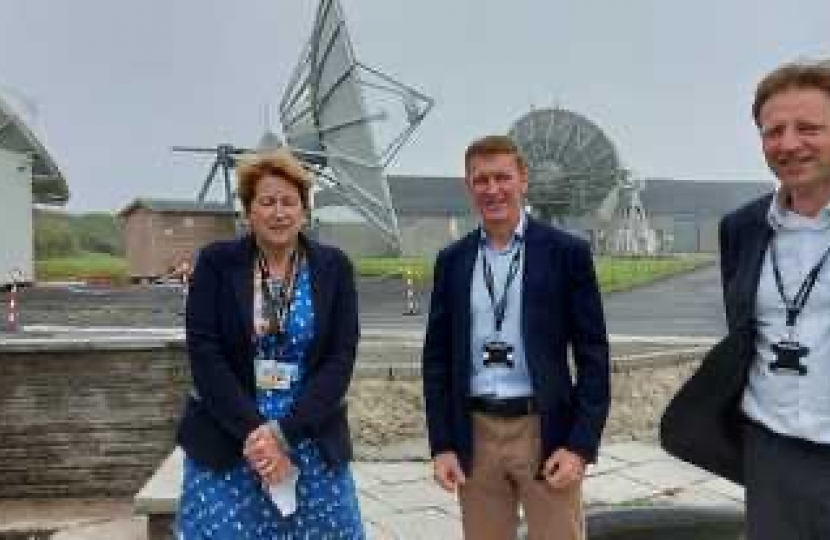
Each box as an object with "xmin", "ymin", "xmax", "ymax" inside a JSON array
[
  {"xmin": 243, "ymin": 424, "xmax": 293, "ymax": 486},
  {"xmin": 542, "ymin": 448, "xmax": 585, "ymax": 489},
  {"xmin": 433, "ymin": 451, "xmax": 466, "ymax": 492}
]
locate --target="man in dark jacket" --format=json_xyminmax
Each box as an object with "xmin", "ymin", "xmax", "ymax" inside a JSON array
[
  {"xmin": 422, "ymin": 135, "xmax": 610, "ymax": 540},
  {"xmin": 668, "ymin": 61, "xmax": 830, "ymax": 540}
]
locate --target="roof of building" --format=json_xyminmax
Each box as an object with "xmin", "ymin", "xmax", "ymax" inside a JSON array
[
  {"xmin": 119, "ymin": 198, "xmax": 237, "ymax": 217},
  {"xmin": 0, "ymin": 93, "xmax": 68, "ymax": 205},
  {"xmin": 641, "ymin": 178, "xmax": 773, "ymax": 217},
  {"xmin": 312, "ymin": 204, "xmax": 366, "ymax": 223},
  {"xmin": 314, "ymin": 174, "xmax": 775, "ymax": 221},
  {"xmin": 316, "ymin": 175, "xmax": 471, "ymax": 218}
]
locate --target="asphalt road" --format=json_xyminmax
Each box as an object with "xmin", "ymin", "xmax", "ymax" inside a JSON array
[
  {"xmin": 8, "ymin": 265, "xmax": 725, "ymax": 338},
  {"xmin": 603, "ymin": 263, "xmax": 727, "ymax": 338}
]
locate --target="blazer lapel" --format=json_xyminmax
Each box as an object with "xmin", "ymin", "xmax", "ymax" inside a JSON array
[
  {"xmin": 735, "ymin": 207, "xmax": 774, "ymax": 330},
  {"xmin": 303, "ymin": 238, "xmax": 328, "ymax": 369},
  {"xmin": 231, "ymin": 236, "xmax": 255, "ymax": 337},
  {"xmin": 520, "ymin": 219, "xmax": 542, "ymax": 358},
  {"xmin": 456, "ymin": 232, "xmax": 479, "ymax": 382}
]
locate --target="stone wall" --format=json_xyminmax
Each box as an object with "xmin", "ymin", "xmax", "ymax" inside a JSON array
[
  {"xmin": 0, "ymin": 337, "xmax": 189, "ymax": 498},
  {"xmin": 0, "ymin": 333, "xmax": 708, "ymax": 499}
]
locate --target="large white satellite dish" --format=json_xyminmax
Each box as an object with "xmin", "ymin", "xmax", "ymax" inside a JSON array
[
  {"xmin": 0, "ymin": 86, "xmax": 67, "ymax": 204},
  {"xmin": 174, "ymin": 0, "xmax": 433, "ymax": 252},
  {"xmin": 279, "ymin": 0, "xmax": 433, "ymax": 250}
]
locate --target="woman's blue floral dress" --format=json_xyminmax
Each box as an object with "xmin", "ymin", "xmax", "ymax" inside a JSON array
[{"xmin": 177, "ymin": 262, "xmax": 365, "ymax": 539}]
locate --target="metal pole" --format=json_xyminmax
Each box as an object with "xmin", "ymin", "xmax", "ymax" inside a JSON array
[
  {"xmin": 178, "ymin": 261, "xmax": 192, "ymax": 317},
  {"xmin": 402, "ymin": 267, "xmax": 419, "ymax": 316},
  {"xmin": 5, "ymin": 268, "xmax": 22, "ymax": 332}
]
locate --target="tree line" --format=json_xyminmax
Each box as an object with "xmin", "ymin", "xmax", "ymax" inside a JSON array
[{"xmin": 34, "ymin": 209, "xmax": 124, "ymax": 259}]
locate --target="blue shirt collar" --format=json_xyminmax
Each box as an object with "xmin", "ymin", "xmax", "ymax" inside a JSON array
[
  {"xmin": 767, "ymin": 188, "xmax": 830, "ymax": 231},
  {"xmin": 479, "ymin": 211, "xmax": 527, "ymax": 250}
]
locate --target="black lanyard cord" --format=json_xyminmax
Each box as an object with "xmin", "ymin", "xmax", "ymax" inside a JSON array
[
  {"xmin": 481, "ymin": 242, "xmax": 523, "ymax": 333},
  {"xmin": 770, "ymin": 238, "xmax": 830, "ymax": 327}
]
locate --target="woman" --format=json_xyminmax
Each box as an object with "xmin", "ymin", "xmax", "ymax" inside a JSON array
[{"xmin": 175, "ymin": 149, "xmax": 365, "ymax": 539}]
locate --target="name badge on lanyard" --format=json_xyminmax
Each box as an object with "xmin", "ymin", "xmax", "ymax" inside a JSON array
[
  {"xmin": 255, "ymin": 248, "xmax": 303, "ymax": 390},
  {"xmin": 256, "ymin": 355, "xmax": 300, "ymax": 391}
]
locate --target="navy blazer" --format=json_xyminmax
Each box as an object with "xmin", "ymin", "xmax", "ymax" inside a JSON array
[
  {"xmin": 661, "ymin": 192, "xmax": 774, "ymax": 485},
  {"xmin": 422, "ymin": 217, "xmax": 610, "ymax": 472},
  {"xmin": 176, "ymin": 233, "xmax": 359, "ymax": 471}
]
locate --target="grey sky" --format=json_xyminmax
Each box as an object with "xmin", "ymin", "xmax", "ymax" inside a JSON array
[{"xmin": 0, "ymin": 1, "xmax": 826, "ymax": 212}]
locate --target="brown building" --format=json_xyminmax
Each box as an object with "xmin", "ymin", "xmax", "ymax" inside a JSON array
[{"xmin": 119, "ymin": 199, "xmax": 236, "ymax": 281}]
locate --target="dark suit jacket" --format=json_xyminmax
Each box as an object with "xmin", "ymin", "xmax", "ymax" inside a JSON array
[
  {"xmin": 422, "ymin": 218, "xmax": 610, "ymax": 473},
  {"xmin": 660, "ymin": 192, "xmax": 774, "ymax": 485},
  {"xmin": 176, "ymin": 233, "xmax": 359, "ymax": 471}
]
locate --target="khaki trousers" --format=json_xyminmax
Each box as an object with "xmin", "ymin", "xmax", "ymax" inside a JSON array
[{"xmin": 459, "ymin": 413, "xmax": 584, "ymax": 540}]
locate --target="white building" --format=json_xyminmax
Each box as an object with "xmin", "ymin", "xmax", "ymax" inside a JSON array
[{"xmin": 0, "ymin": 93, "xmax": 68, "ymax": 285}]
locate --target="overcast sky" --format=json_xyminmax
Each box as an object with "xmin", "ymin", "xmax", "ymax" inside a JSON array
[{"xmin": 0, "ymin": 1, "xmax": 827, "ymax": 212}]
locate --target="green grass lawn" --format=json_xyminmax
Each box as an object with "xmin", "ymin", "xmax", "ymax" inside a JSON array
[
  {"xmin": 359, "ymin": 253, "xmax": 715, "ymax": 293},
  {"xmin": 595, "ymin": 254, "xmax": 714, "ymax": 293},
  {"xmin": 35, "ymin": 253, "xmax": 128, "ymax": 284},
  {"xmin": 355, "ymin": 257, "xmax": 431, "ymax": 281},
  {"xmin": 35, "ymin": 252, "xmax": 714, "ymax": 292}
]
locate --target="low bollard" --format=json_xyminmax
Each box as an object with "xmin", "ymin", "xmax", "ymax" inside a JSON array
[
  {"xmin": 402, "ymin": 267, "xmax": 420, "ymax": 316},
  {"xmin": 177, "ymin": 261, "xmax": 192, "ymax": 317},
  {"xmin": 5, "ymin": 268, "xmax": 23, "ymax": 332}
]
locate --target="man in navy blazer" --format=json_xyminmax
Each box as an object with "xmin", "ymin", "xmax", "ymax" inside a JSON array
[
  {"xmin": 664, "ymin": 61, "xmax": 830, "ymax": 540},
  {"xmin": 422, "ymin": 135, "xmax": 610, "ymax": 540}
]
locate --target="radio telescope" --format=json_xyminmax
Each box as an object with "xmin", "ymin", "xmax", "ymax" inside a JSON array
[
  {"xmin": 174, "ymin": 0, "xmax": 433, "ymax": 252},
  {"xmin": 595, "ymin": 172, "xmax": 658, "ymax": 255},
  {"xmin": 509, "ymin": 107, "xmax": 622, "ymax": 221}
]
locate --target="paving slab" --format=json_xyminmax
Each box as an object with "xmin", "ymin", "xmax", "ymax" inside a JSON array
[
  {"xmin": 696, "ymin": 476, "xmax": 745, "ymax": 502},
  {"xmin": 367, "ymin": 480, "xmax": 457, "ymax": 513},
  {"xmin": 0, "ymin": 499, "xmax": 133, "ymax": 534},
  {"xmin": 619, "ymin": 459, "xmax": 712, "ymax": 492},
  {"xmin": 0, "ymin": 442, "xmax": 747, "ymax": 539},
  {"xmin": 586, "ymin": 454, "xmax": 628, "ymax": 477},
  {"xmin": 600, "ymin": 441, "xmax": 673, "ymax": 464},
  {"xmin": 583, "ymin": 473, "xmax": 658, "ymax": 506},
  {"xmin": 375, "ymin": 508, "xmax": 463, "ymax": 540},
  {"xmin": 650, "ymin": 486, "xmax": 743, "ymax": 509},
  {"xmin": 50, "ymin": 517, "xmax": 146, "ymax": 540}
]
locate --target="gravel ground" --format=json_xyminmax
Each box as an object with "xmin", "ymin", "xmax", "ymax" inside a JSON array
[{"xmin": 348, "ymin": 379, "xmax": 427, "ymax": 459}]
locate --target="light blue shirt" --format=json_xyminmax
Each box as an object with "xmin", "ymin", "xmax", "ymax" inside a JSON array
[
  {"xmin": 741, "ymin": 190, "xmax": 830, "ymax": 444},
  {"xmin": 469, "ymin": 213, "xmax": 533, "ymax": 398}
]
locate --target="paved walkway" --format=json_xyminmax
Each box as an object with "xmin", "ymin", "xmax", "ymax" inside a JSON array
[
  {"xmin": 1, "ymin": 441, "xmax": 744, "ymax": 540},
  {"xmin": 355, "ymin": 441, "xmax": 743, "ymax": 539}
]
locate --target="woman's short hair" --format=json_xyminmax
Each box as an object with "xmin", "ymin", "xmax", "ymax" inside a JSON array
[
  {"xmin": 753, "ymin": 60, "xmax": 830, "ymax": 127},
  {"xmin": 464, "ymin": 135, "xmax": 528, "ymax": 174},
  {"xmin": 236, "ymin": 149, "xmax": 312, "ymax": 213}
]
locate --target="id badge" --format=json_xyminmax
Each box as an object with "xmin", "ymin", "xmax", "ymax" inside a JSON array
[
  {"xmin": 256, "ymin": 358, "xmax": 299, "ymax": 390},
  {"xmin": 482, "ymin": 337, "xmax": 515, "ymax": 368}
]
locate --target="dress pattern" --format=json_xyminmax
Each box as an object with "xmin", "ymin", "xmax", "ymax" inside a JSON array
[{"xmin": 177, "ymin": 262, "xmax": 365, "ymax": 539}]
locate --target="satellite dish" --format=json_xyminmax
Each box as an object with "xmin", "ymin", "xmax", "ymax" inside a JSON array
[
  {"xmin": 171, "ymin": 144, "xmax": 245, "ymax": 209},
  {"xmin": 278, "ymin": 0, "xmax": 433, "ymax": 251},
  {"xmin": 509, "ymin": 107, "xmax": 621, "ymax": 221},
  {"xmin": 0, "ymin": 86, "xmax": 67, "ymax": 204},
  {"xmin": 174, "ymin": 0, "xmax": 433, "ymax": 252}
]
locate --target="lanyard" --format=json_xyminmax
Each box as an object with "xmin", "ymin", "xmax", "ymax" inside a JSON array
[
  {"xmin": 770, "ymin": 238, "xmax": 830, "ymax": 330},
  {"xmin": 257, "ymin": 249, "xmax": 300, "ymax": 338},
  {"xmin": 481, "ymin": 241, "xmax": 523, "ymax": 333}
]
